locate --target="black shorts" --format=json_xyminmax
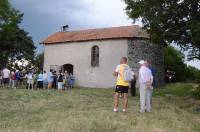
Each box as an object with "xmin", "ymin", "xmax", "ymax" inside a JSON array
[
  {"xmin": 115, "ymin": 85, "xmax": 129, "ymax": 93},
  {"xmin": 3, "ymin": 78, "xmax": 9, "ymax": 84},
  {"xmin": 37, "ymin": 81, "xmax": 43, "ymax": 89}
]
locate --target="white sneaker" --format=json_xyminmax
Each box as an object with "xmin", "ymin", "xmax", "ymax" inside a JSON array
[
  {"xmin": 122, "ymin": 109, "xmax": 126, "ymax": 112},
  {"xmin": 140, "ymin": 110, "xmax": 145, "ymax": 113},
  {"xmin": 113, "ymin": 108, "xmax": 118, "ymax": 112}
]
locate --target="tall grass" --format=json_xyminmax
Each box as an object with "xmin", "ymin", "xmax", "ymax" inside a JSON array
[{"xmin": 0, "ymin": 83, "xmax": 199, "ymax": 132}]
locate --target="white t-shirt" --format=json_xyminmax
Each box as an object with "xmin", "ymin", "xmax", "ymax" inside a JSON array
[
  {"xmin": 27, "ymin": 73, "xmax": 33, "ymax": 80},
  {"xmin": 131, "ymin": 71, "xmax": 135, "ymax": 78},
  {"xmin": 139, "ymin": 65, "xmax": 153, "ymax": 84},
  {"xmin": 2, "ymin": 68, "xmax": 10, "ymax": 78},
  {"xmin": 43, "ymin": 73, "xmax": 48, "ymax": 81}
]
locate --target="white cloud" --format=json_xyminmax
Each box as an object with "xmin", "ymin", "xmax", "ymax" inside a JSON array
[
  {"xmin": 10, "ymin": 0, "xmax": 135, "ymax": 52},
  {"xmin": 10, "ymin": 0, "xmax": 136, "ymax": 32},
  {"xmin": 186, "ymin": 60, "xmax": 200, "ymax": 69},
  {"xmin": 79, "ymin": 0, "xmax": 133, "ymax": 28},
  {"xmin": 9, "ymin": 0, "xmax": 200, "ymax": 69},
  {"xmin": 11, "ymin": 0, "xmax": 134, "ymax": 29}
]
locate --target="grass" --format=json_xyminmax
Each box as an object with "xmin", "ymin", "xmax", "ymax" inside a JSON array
[{"xmin": 0, "ymin": 83, "xmax": 200, "ymax": 132}]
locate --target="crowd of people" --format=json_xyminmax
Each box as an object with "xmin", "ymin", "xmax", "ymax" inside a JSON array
[
  {"xmin": 1, "ymin": 57, "xmax": 154, "ymax": 113},
  {"xmin": 113, "ymin": 57, "xmax": 155, "ymax": 113},
  {"xmin": 0, "ymin": 68, "xmax": 75, "ymax": 90}
]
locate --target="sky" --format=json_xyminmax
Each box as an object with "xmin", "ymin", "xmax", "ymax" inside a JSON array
[
  {"xmin": 10, "ymin": 0, "xmax": 134, "ymax": 53},
  {"xmin": 10, "ymin": 0, "xmax": 200, "ymax": 69}
]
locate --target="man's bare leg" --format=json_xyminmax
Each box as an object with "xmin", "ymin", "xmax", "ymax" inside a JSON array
[
  {"xmin": 114, "ymin": 92, "xmax": 119, "ymax": 112},
  {"xmin": 122, "ymin": 93, "xmax": 128, "ymax": 112}
]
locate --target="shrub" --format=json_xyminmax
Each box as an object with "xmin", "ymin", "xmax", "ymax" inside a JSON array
[
  {"xmin": 191, "ymin": 85, "xmax": 200, "ymax": 99},
  {"xmin": 165, "ymin": 46, "xmax": 200, "ymax": 83}
]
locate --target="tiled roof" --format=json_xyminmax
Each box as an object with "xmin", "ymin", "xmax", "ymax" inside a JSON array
[{"xmin": 41, "ymin": 25, "xmax": 149, "ymax": 44}]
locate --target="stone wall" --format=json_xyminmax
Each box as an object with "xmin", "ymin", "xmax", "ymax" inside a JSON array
[{"xmin": 127, "ymin": 39, "xmax": 165, "ymax": 86}]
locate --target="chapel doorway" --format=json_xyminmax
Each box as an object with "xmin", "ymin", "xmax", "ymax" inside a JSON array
[{"xmin": 62, "ymin": 64, "xmax": 73, "ymax": 74}]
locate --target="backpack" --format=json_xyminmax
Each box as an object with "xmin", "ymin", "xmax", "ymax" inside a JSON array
[
  {"xmin": 58, "ymin": 74, "xmax": 63, "ymax": 82},
  {"xmin": 123, "ymin": 65, "xmax": 134, "ymax": 82}
]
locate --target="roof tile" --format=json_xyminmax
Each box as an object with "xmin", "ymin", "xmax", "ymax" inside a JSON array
[{"xmin": 41, "ymin": 25, "xmax": 149, "ymax": 44}]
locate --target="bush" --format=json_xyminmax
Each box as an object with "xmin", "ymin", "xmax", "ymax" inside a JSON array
[
  {"xmin": 165, "ymin": 46, "xmax": 200, "ymax": 83},
  {"xmin": 184, "ymin": 66, "xmax": 200, "ymax": 83},
  {"xmin": 164, "ymin": 46, "xmax": 186, "ymax": 81},
  {"xmin": 191, "ymin": 85, "xmax": 200, "ymax": 99}
]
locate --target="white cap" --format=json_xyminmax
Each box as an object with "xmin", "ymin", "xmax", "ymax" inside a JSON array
[{"xmin": 138, "ymin": 60, "xmax": 145, "ymax": 65}]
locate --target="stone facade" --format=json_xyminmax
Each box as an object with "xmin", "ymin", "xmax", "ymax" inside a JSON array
[{"xmin": 127, "ymin": 39, "xmax": 165, "ymax": 86}]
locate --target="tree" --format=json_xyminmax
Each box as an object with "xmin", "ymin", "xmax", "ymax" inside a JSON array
[
  {"xmin": 164, "ymin": 46, "xmax": 186, "ymax": 81},
  {"xmin": 33, "ymin": 52, "xmax": 44, "ymax": 72},
  {"xmin": 0, "ymin": 0, "xmax": 35, "ymax": 68},
  {"xmin": 164, "ymin": 46, "xmax": 200, "ymax": 82},
  {"xmin": 124, "ymin": 0, "xmax": 200, "ymax": 60},
  {"xmin": 185, "ymin": 66, "xmax": 200, "ymax": 82}
]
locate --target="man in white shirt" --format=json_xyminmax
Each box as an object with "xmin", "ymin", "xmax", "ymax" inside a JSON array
[
  {"xmin": 27, "ymin": 71, "xmax": 34, "ymax": 90},
  {"xmin": 138, "ymin": 60, "xmax": 153, "ymax": 113},
  {"xmin": 2, "ymin": 67, "xmax": 10, "ymax": 88}
]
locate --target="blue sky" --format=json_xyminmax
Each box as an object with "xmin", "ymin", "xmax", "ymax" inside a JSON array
[{"xmin": 10, "ymin": 0, "xmax": 200, "ymax": 69}]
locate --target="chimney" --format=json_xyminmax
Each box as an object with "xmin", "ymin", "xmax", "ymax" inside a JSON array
[{"xmin": 61, "ymin": 25, "xmax": 69, "ymax": 32}]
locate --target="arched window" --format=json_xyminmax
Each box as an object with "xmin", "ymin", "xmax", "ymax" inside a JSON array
[{"xmin": 91, "ymin": 45, "xmax": 99, "ymax": 67}]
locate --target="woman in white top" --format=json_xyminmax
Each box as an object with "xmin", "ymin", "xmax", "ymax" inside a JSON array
[{"xmin": 27, "ymin": 71, "xmax": 34, "ymax": 90}]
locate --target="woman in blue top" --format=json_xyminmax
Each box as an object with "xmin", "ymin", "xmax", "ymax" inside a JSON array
[{"xmin": 68, "ymin": 73, "xmax": 75, "ymax": 89}]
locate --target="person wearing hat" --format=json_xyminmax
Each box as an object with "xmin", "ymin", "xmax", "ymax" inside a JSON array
[{"xmin": 138, "ymin": 60, "xmax": 153, "ymax": 113}]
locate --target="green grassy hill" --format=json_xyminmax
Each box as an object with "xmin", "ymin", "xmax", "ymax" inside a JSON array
[{"xmin": 0, "ymin": 83, "xmax": 200, "ymax": 132}]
